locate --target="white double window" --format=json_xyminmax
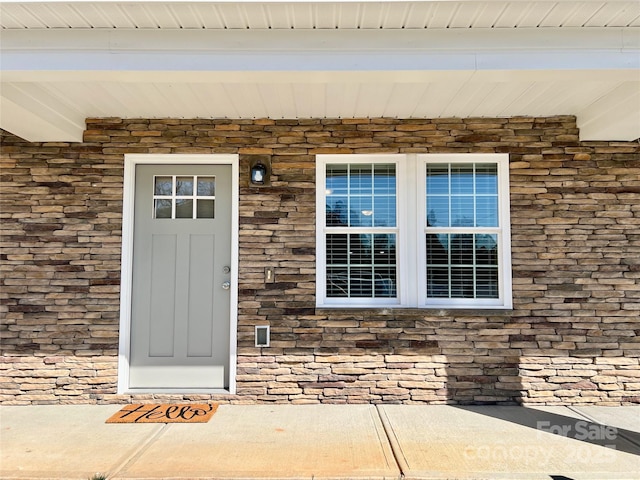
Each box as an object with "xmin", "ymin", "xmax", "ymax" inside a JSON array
[{"xmin": 316, "ymin": 154, "xmax": 512, "ymax": 309}]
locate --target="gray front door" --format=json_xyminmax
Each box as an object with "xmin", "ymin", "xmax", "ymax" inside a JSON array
[{"xmin": 129, "ymin": 164, "xmax": 232, "ymax": 390}]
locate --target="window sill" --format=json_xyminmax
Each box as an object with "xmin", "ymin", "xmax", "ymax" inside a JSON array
[{"xmin": 315, "ymin": 307, "xmax": 514, "ymax": 317}]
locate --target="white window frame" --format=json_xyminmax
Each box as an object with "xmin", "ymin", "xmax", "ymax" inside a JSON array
[
  {"xmin": 316, "ymin": 154, "xmax": 407, "ymax": 307},
  {"xmin": 316, "ymin": 153, "xmax": 512, "ymax": 309}
]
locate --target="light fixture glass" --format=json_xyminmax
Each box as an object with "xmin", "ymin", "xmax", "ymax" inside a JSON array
[{"xmin": 251, "ymin": 163, "xmax": 267, "ymax": 185}]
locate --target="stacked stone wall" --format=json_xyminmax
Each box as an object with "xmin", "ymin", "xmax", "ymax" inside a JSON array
[{"xmin": 1, "ymin": 116, "xmax": 638, "ymax": 405}]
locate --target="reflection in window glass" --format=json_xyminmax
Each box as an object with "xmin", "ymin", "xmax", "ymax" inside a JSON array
[
  {"xmin": 475, "ymin": 164, "xmax": 498, "ymax": 194},
  {"xmin": 197, "ymin": 177, "xmax": 215, "ymax": 196},
  {"xmin": 176, "ymin": 177, "xmax": 193, "ymax": 196},
  {"xmin": 175, "ymin": 199, "xmax": 193, "ymax": 218},
  {"xmin": 154, "ymin": 177, "xmax": 172, "ymax": 196},
  {"xmin": 349, "ymin": 164, "xmax": 373, "ymax": 195},
  {"xmin": 326, "ymin": 165, "xmax": 348, "ymax": 196},
  {"xmin": 197, "ymin": 199, "xmax": 215, "ymax": 219},
  {"xmin": 450, "ymin": 164, "xmax": 474, "ymax": 194},
  {"xmin": 476, "ymin": 197, "xmax": 498, "ymax": 227},
  {"xmin": 326, "ymin": 267, "xmax": 349, "ymax": 297},
  {"xmin": 154, "ymin": 199, "xmax": 172, "ymax": 218},
  {"xmin": 451, "ymin": 196, "xmax": 474, "ymax": 227},
  {"xmin": 426, "ymin": 165, "xmax": 449, "ymax": 194},
  {"xmin": 350, "ymin": 196, "xmax": 373, "ymax": 227},
  {"xmin": 326, "ymin": 196, "xmax": 348, "ymax": 226},
  {"xmin": 426, "ymin": 196, "xmax": 449, "ymax": 227}
]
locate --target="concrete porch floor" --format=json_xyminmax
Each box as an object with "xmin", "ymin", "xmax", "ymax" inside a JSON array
[{"xmin": 1, "ymin": 404, "xmax": 638, "ymax": 480}]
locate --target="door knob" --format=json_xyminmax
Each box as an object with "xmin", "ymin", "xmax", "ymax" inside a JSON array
[{"xmin": 222, "ymin": 281, "xmax": 231, "ymax": 290}]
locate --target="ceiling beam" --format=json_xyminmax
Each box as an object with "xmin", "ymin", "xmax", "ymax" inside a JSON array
[
  {"xmin": 1, "ymin": 28, "xmax": 638, "ymax": 73},
  {"xmin": 0, "ymin": 84, "xmax": 85, "ymax": 142},
  {"xmin": 577, "ymin": 82, "xmax": 640, "ymax": 141}
]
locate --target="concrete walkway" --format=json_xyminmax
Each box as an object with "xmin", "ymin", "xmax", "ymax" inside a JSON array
[{"xmin": 1, "ymin": 404, "xmax": 638, "ymax": 480}]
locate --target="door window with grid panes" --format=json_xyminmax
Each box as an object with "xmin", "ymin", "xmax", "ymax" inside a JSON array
[
  {"xmin": 153, "ymin": 175, "xmax": 216, "ymax": 219},
  {"xmin": 316, "ymin": 154, "xmax": 512, "ymax": 309}
]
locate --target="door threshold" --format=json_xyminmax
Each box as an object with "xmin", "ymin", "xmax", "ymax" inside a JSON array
[{"xmin": 123, "ymin": 388, "xmax": 233, "ymax": 395}]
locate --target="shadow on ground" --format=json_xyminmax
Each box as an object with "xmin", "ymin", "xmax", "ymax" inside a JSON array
[{"xmin": 455, "ymin": 406, "xmax": 640, "ymax": 456}]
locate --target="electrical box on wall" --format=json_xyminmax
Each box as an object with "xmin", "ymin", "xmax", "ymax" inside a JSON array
[
  {"xmin": 255, "ymin": 325, "xmax": 270, "ymax": 347},
  {"xmin": 265, "ymin": 267, "xmax": 275, "ymax": 283}
]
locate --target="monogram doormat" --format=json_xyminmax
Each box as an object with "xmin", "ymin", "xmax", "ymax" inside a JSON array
[{"xmin": 106, "ymin": 403, "xmax": 218, "ymax": 424}]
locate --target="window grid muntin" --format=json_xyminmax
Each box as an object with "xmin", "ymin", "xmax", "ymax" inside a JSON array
[
  {"xmin": 326, "ymin": 164, "xmax": 396, "ymax": 228},
  {"xmin": 326, "ymin": 232, "xmax": 397, "ymax": 298},
  {"xmin": 426, "ymin": 163, "xmax": 498, "ymax": 228},
  {"xmin": 426, "ymin": 232, "xmax": 499, "ymax": 299},
  {"xmin": 325, "ymin": 162, "xmax": 399, "ymax": 300},
  {"xmin": 153, "ymin": 175, "xmax": 216, "ymax": 219},
  {"xmin": 425, "ymin": 161, "xmax": 501, "ymax": 301}
]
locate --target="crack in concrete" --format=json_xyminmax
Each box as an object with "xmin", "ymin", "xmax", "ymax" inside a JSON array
[
  {"xmin": 108, "ymin": 423, "xmax": 170, "ymax": 479},
  {"xmin": 375, "ymin": 405, "xmax": 407, "ymax": 479}
]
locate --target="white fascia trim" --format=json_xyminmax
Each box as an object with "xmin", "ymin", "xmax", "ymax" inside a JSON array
[
  {"xmin": 1, "ymin": 28, "xmax": 638, "ymax": 72},
  {"xmin": 4, "ymin": 69, "xmax": 639, "ymax": 84},
  {"xmin": 118, "ymin": 154, "xmax": 240, "ymax": 395}
]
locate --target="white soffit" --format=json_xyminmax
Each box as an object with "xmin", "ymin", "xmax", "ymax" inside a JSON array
[
  {"xmin": 1, "ymin": 1, "xmax": 639, "ymax": 30},
  {"xmin": 0, "ymin": 1, "xmax": 639, "ymax": 143}
]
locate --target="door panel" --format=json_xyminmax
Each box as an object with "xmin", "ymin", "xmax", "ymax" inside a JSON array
[
  {"xmin": 188, "ymin": 234, "xmax": 215, "ymax": 357},
  {"xmin": 149, "ymin": 234, "xmax": 176, "ymax": 357},
  {"xmin": 130, "ymin": 164, "xmax": 232, "ymax": 390}
]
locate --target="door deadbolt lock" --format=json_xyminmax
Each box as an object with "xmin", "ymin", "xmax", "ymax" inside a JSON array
[{"xmin": 223, "ymin": 266, "xmax": 231, "ymax": 274}]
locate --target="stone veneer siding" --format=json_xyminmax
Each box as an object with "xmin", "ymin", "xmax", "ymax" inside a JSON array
[{"xmin": 1, "ymin": 116, "xmax": 639, "ymax": 406}]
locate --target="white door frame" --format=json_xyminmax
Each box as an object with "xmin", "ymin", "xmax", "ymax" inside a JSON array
[{"xmin": 117, "ymin": 154, "xmax": 239, "ymax": 395}]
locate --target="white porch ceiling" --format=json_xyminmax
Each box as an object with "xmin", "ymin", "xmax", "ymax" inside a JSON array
[
  {"xmin": 1, "ymin": 1, "xmax": 639, "ymax": 143},
  {"xmin": 2, "ymin": 0, "xmax": 640, "ymax": 30}
]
